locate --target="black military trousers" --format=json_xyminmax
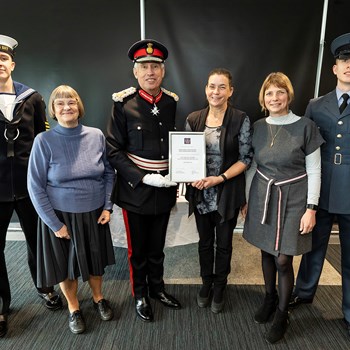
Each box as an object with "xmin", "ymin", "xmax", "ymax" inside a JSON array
[
  {"xmin": 0, "ymin": 197, "xmax": 53, "ymax": 314},
  {"xmin": 123, "ymin": 209, "xmax": 171, "ymax": 298},
  {"xmin": 194, "ymin": 207, "xmax": 239, "ymax": 287}
]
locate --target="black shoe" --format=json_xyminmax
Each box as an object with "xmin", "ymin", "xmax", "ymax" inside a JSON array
[
  {"xmin": 211, "ymin": 286, "xmax": 225, "ymax": 314},
  {"xmin": 265, "ymin": 308, "xmax": 289, "ymax": 344},
  {"xmin": 288, "ymin": 294, "xmax": 313, "ymax": 309},
  {"xmin": 149, "ymin": 291, "xmax": 181, "ymax": 309},
  {"xmin": 342, "ymin": 318, "xmax": 350, "ymax": 337},
  {"xmin": 69, "ymin": 310, "xmax": 86, "ymax": 334},
  {"xmin": 38, "ymin": 290, "xmax": 63, "ymax": 311},
  {"xmin": 211, "ymin": 299, "xmax": 224, "ymax": 314},
  {"xmin": 254, "ymin": 292, "xmax": 278, "ymax": 324},
  {"xmin": 93, "ymin": 299, "xmax": 114, "ymax": 321},
  {"xmin": 135, "ymin": 297, "xmax": 153, "ymax": 322},
  {"xmin": 197, "ymin": 292, "xmax": 211, "ymax": 308},
  {"xmin": 0, "ymin": 314, "xmax": 8, "ymax": 338},
  {"xmin": 197, "ymin": 284, "xmax": 212, "ymax": 308}
]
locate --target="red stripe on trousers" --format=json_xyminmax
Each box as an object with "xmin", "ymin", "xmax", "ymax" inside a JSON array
[{"xmin": 122, "ymin": 208, "xmax": 135, "ymax": 296}]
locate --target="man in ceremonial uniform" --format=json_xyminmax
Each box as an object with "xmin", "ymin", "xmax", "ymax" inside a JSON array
[
  {"xmin": 0, "ymin": 34, "xmax": 62, "ymax": 338},
  {"xmin": 290, "ymin": 33, "xmax": 350, "ymax": 337},
  {"xmin": 106, "ymin": 39, "xmax": 181, "ymax": 322}
]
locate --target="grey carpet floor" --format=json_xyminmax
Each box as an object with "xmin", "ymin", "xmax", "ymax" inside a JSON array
[{"xmin": 2, "ymin": 241, "xmax": 349, "ymax": 350}]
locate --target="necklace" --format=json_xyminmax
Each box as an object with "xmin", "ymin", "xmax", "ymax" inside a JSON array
[
  {"xmin": 207, "ymin": 111, "xmax": 224, "ymax": 127},
  {"xmin": 268, "ymin": 124, "xmax": 283, "ymax": 147}
]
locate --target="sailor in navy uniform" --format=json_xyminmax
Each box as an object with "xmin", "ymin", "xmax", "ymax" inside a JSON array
[
  {"xmin": 291, "ymin": 33, "xmax": 350, "ymax": 337},
  {"xmin": 106, "ymin": 39, "xmax": 181, "ymax": 322},
  {"xmin": 0, "ymin": 35, "xmax": 62, "ymax": 338}
]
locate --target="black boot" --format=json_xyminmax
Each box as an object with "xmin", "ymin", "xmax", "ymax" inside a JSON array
[
  {"xmin": 265, "ymin": 308, "xmax": 289, "ymax": 344},
  {"xmin": 254, "ymin": 291, "xmax": 278, "ymax": 324},
  {"xmin": 211, "ymin": 285, "xmax": 225, "ymax": 314},
  {"xmin": 196, "ymin": 283, "xmax": 212, "ymax": 308}
]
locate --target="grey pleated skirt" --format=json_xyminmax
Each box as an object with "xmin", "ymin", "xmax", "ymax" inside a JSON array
[{"xmin": 36, "ymin": 207, "xmax": 115, "ymax": 288}]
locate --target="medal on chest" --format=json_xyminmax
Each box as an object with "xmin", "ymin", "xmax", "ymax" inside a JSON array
[
  {"xmin": 151, "ymin": 104, "xmax": 160, "ymax": 116},
  {"xmin": 139, "ymin": 89, "xmax": 163, "ymax": 116}
]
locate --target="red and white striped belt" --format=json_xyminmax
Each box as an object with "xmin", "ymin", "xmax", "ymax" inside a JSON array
[
  {"xmin": 127, "ymin": 152, "xmax": 169, "ymax": 171},
  {"xmin": 257, "ymin": 169, "xmax": 307, "ymax": 251}
]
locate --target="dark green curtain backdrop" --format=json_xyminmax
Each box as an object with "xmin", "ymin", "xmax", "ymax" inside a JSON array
[{"xmin": 2, "ymin": 0, "xmax": 350, "ymax": 130}]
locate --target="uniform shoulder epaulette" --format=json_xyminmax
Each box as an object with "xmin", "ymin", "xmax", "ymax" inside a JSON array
[
  {"xmin": 161, "ymin": 87, "xmax": 179, "ymax": 101},
  {"xmin": 112, "ymin": 87, "xmax": 137, "ymax": 102}
]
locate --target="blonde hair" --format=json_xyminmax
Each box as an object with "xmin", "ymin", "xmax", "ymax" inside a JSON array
[
  {"xmin": 258, "ymin": 72, "xmax": 294, "ymax": 112},
  {"xmin": 48, "ymin": 85, "xmax": 85, "ymax": 119}
]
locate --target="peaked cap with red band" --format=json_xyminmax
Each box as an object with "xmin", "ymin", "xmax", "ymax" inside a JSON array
[{"xmin": 128, "ymin": 39, "xmax": 168, "ymax": 63}]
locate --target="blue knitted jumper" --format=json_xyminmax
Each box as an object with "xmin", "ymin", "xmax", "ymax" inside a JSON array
[{"xmin": 28, "ymin": 123, "xmax": 115, "ymax": 232}]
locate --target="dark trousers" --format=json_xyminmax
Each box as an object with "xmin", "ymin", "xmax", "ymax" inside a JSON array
[
  {"xmin": 123, "ymin": 209, "xmax": 170, "ymax": 298},
  {"xmin": 0, "ymin": 198, "xmax": 53, "ymax": 314},
  {"xmin": 295, "ymin": 208, "xmax": 350, "ymax": 321},
  {"xmin": 194, "ymin": 208, "xmax": 239, "ymax": 287}
]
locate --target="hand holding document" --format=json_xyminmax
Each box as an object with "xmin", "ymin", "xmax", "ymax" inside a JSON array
[{"xmin": 169, "ymin": 132, "xmax": 206, "ymax": 182}]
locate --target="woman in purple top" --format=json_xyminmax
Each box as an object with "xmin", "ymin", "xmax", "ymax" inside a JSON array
[{"xmin": 28, "ymin": 85, "xmax": 115, "ymax": 334}]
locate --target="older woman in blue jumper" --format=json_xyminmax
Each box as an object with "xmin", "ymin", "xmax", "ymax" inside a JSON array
[{"xmin": 28, "ymin": 85, "xmax": 115, "ymax": 334}]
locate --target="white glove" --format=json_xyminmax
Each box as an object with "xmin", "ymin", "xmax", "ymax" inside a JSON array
[{"xmin": 142, "ymin": 173, "xmax": 177, "ymax": 188}]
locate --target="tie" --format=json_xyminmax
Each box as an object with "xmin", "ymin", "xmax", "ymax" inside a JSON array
[{"xmin": 339, "ymin": 93, "xmax": 349, "ymax": 114}]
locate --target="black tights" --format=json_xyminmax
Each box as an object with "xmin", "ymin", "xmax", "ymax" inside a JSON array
[{"xmin": 261, "ymin": 250, "xmax": 294, "ymax": 312}]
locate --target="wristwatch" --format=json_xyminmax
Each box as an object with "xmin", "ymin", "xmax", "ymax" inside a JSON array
[
  {"xmin": 220, "ymin": 173, "xmax": 227, "ymax": 182},
  {"xmin": 306, "ymin": 204, "xmax": 318, "ymax": 211}
]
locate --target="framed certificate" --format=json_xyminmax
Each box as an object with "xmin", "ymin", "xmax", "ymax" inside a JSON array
[{"xmin": 169, "ymin": 131, "xmax": 206, "ymax": 182}]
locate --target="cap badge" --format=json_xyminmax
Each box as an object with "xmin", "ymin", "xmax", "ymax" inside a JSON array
[
  {"xmin": 146, "ymin": 43, "xmax": 154, "ymax": 55},
  {"xmin": 0, "ymin": 45, "xmax": 10, "ymax": 52}
]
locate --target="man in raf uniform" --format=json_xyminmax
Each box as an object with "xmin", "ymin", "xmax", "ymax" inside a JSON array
[
  {"xmin": 290, "ymin": 33, "xmax": 350, "ymax": 337},
  {"xmin": 0, "ymin": 34, "xmax": 62, "ymax": 338},
  {"xmin": 106, "ymin": 39, "xmax": 181, "ymax": 322}
]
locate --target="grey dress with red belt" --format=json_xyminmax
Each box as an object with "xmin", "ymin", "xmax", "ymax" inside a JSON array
[{"xmin": 243, "ymin": 115, "xmax": 324, "ymax": 256}]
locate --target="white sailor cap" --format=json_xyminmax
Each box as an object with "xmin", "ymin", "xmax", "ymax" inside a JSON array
[{"xmin": 0, "ymin": 35, "xmax": 18, "ymax": 58}]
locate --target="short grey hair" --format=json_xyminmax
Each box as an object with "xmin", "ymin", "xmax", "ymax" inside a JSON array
[{"xmin": 133, "ymin": 62, "xmax": 165, "ymax": 69}]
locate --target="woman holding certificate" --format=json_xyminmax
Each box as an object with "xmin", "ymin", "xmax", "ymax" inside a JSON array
[{"xmin": 185, "ymin": 68, "xmax": 252, "ymax": 313}]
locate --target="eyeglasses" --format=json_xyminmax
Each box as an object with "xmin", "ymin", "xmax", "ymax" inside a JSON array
[{"xmin": 54, "ymin": 100, "xmax": 78, "ymax": 108}]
